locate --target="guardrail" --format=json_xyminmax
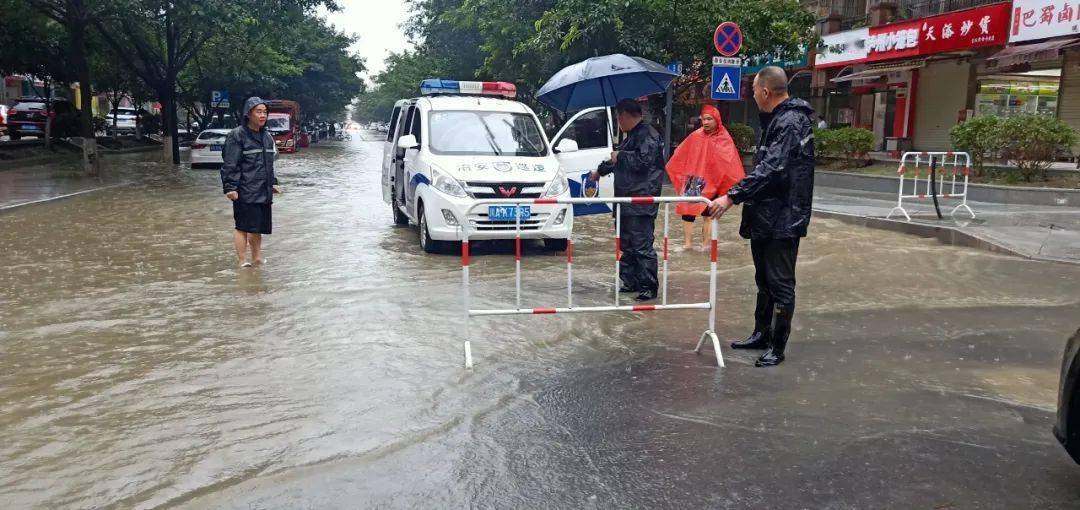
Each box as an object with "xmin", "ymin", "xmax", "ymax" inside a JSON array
[{"xmin": 459, "ymin": 195, "xmax": 724, "ymax": 369}]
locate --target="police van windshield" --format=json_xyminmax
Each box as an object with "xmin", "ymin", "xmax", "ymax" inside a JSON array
[{"xmin": 428, "ymin": 110, "xmax": 547, "ymax": 157}]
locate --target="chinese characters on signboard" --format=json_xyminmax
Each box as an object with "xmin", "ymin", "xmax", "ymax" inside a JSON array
[
  {"xmin": 1010, "ymin": 0, "xmax": 1080, "ymax": 42},
  {"xmin": 814, "ymin": 2, "xmax": 1011, "ymax": 67}
]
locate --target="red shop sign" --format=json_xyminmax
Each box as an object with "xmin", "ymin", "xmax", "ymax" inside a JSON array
[{"xmin": 866, "ymin": 2, "xmax": 1012, "ymax": 61}]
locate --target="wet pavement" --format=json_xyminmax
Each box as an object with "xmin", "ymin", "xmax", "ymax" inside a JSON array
[{"xmin": 2, "ymin": 133, "xmax": 1080, "ymax": 509}]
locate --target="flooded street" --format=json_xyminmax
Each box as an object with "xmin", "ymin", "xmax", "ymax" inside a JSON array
[{"xmin": 2, "ymin": 133, "xmax": 1080, "ymax": 509}]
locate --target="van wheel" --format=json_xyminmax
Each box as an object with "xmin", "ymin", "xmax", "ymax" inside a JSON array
[
  {"xmin": 391, "ymin": 188, "xmax": 409, "ymax": 226},
  {"xmin": 544, "ymin": 239, "xmax": 568, "ymax": 252},
  {"xmin": 418, "ymin": 203, "xmax": 449, "ymax": 254}
]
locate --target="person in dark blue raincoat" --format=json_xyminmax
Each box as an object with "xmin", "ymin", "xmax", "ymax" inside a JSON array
[
  {"xmin": 221, "ymin": 96, "xmax": 279, "ymax": 267},
  {"xmin": 589, "ymin": 98, "xmax": 665, "ymax": 301},
  {"xmin": 709, "ymin": 66, "xmax": 816, "ymax": 367}
]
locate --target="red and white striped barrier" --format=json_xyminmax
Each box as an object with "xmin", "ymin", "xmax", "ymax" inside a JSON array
[
  {"xmin": 460, "ymin": 196, "xmax": 724, "ymax": 368},
  {"xmin": 887, "ymin": 151, "xmax": 976, "ymax": 222}
]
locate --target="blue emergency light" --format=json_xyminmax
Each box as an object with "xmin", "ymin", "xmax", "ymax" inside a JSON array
[{"xmin": 420, "ymin": 79, "xmax": 517, "ymax": 98}]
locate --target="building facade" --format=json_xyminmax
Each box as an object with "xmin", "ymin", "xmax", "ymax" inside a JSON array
[{"xmin": 807, "ymin": 0, "xmax": 1078, "ymax": 157}]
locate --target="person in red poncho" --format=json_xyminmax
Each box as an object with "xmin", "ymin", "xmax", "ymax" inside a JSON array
[{"xmin": 665, "ymin": 105, "xmax": 745, "ymax": 250}]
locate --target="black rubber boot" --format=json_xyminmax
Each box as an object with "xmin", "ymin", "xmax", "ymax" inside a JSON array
[
  {"xmin": 731, "ymin": 292, "xmax": 772, "ymax": 350},
  {"xmin": 756, "ymin": 304, "xmax": 792, "ymax": 367},
  {"xmin": 636, "ymin": 289, "xmax": 658, "ymax": 301}
]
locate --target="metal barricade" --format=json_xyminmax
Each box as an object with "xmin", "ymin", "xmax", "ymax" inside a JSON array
[
  {"xmin": 886, "ymin": 151, "xmax": 976, "ymax": 222},
  {"xmin": 460, "ymin": 196, "xmax": 724, "ymax": 369}
]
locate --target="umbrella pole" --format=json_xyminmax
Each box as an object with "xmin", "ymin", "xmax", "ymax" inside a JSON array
[{"xmin": 664, "ymin": 86, "xmax": 673, "ymax": 161}]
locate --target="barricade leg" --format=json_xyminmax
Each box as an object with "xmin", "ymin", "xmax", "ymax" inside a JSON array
[
  {"xmin": 693, "ymin": 217, "xmax": 724, "ymax": 367},
  {"xmin": 462, "ymin": 237, "xmax": 473, "ymax": 369},
  {"xmin": 886, "ymin": 164, "xmax": 911, "ymax": 222}
]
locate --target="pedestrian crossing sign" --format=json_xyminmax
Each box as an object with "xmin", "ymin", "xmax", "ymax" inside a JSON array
[{"xmin": 711, "ymin": 65, "xmax": 741, "ymax": 101}]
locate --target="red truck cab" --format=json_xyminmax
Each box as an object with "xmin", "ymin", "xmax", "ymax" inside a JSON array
[{"xmin": 266, "ymin": 100, "xmax": 300, "ymax": 153}]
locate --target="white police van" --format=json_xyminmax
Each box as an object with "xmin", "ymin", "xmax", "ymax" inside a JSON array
[{"xmin": 381, "ymin": 79, "xmax": 617, "ymax": 253}]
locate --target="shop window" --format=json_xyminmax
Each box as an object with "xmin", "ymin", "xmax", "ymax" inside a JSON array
[{"xmin": 976, "ymin": 77, "xmax": 1060, "ymax": 118}]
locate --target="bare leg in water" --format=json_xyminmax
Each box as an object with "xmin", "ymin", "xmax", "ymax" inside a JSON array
[
  {"xmin": 701, "ymin": 217, "xmax": 713, "ymax": 250},
  {"xmin": 249, "ymin": 233, "xmax": 264, "ymax": 265},
  {"xmin": 234, "ymin": 230, "xmax": 249, "ymax": 266}
]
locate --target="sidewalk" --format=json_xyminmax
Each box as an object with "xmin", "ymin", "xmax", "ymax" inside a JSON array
[{"xmin": 814, "ymin": 186, "xmax": 1080, "ymax": 264}]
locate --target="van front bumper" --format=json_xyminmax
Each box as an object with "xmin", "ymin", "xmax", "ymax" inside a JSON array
[{"xmin": 420, "ymin": 189, "xmax": 573, "ymax": 242}]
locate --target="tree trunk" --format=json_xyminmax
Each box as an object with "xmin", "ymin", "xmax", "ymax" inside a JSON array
[
  {"xmin": 44, "ymin": 79, "xmax": 53, "ymax": 151},
  {"xmin": 70, "ymin": 8, "xmax": 100, "ymax": 176}
]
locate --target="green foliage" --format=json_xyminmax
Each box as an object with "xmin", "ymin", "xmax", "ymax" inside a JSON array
[
  {"xmin": 356, "ymin": 0, "xmax": 818, "ymax": 121},
  {"xmin": 0, "ymin": 0, "xmax": 92, "ymax": 86},
  {"xmin": 949, "ymin": 116, "xmax": 1003, "ymax": 175},
  {"xmin": 814, "ymin": 127, "xmax": 873, "ymax": 161},
  {"xmin": 998, "ymin": 116, "xmax": 1078, "ymax": 182},
  {"xmin": 725, "ymin": 123, "xmax": 755, "ymax": 154},
  {"xmin": 951, "ymin": 115, "xmax": 1076, "ymax": 181}
]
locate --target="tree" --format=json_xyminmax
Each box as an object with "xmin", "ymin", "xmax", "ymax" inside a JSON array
[
  {"xmin": 92, "ymin": 0, "xmax": 334, "ymax": 164},
  {"xmin": 23, "ymin": 0, "xmax": 112, "ymax": 174},
  {"xmin": 0, "ymin": 0, "xmax": 81, "ymax": 153}
]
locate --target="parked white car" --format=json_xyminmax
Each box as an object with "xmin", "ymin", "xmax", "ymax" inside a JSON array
[
  {"xmin": 105, "ymin": 108, "xmax": 137, "ymax": 136},
  {"xmin": 190, "ymin": 129, "xmax": 231, "ymax": 168}
]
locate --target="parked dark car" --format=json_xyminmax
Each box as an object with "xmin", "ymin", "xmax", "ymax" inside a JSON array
[
  {"xmin": 1055, "ymin": 328, "xmax": 1080, "ymax": 464},
  {"xmin": 6, "ymin": 97, "xmax": 81, "ymax": 140}
]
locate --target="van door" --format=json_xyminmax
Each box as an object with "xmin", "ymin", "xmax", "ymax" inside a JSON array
[
  {"xmin": 401, "ymin": 106, "xmax": 423, "ymax": 218},
  {"xmin": 382, "ymin": 104, "xmax": 404, "ymax": 204},
  {"xmin": 551, "ymin": 107, "xmax": 615, "ymax": 215}
]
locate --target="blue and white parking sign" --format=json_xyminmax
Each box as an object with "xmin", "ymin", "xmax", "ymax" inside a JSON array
[
  {"xmin": 710, "ymin": 66, "xmax": 741, "ymax": 101},
  {"xmin": 210, "ymin": 90, "xmax": 230, "ymax": 109}
]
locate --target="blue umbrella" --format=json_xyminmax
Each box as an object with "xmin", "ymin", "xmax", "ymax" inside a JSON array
[{"xmin": 536, "ymin": 54, "xmax": 678, "ymax": 113}]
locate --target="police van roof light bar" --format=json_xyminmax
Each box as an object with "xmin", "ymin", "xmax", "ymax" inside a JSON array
[{"xmin": 420, "ymin": 79, "xmax": 517, "ymax": 98}]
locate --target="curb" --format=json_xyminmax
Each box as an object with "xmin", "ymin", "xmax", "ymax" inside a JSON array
[
  {"xmin": 0, "ymin": 182, "xmax": 133, "ymax": 213},
  {"xmin": 812, "ymin": 208, "xmax": 1079, "ymax": 266}
]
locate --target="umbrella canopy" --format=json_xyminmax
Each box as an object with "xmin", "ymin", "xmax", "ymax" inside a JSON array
[{"xmin": 536, "ymin": 54, "xmax": 678, "ymax": 113}]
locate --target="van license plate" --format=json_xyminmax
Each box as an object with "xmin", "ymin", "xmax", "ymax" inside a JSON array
[{"xmin": 488, "ymin": 206, "xmax": 531, "ymax": 221}]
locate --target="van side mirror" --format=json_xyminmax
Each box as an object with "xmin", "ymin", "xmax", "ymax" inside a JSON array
[
  {"xmin": 397, "ymin": 134, "xmax": 419, "ymax": 150},
  {"xmin": 554, "ymin": 138, "xmax": 579, "ymax": 154}
]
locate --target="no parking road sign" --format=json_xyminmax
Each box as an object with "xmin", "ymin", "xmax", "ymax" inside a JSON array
[
  {"xmin": 714, "ymin": 22, "xmax": 743, "ymax": 57},
  {"xmin": 711, "ymin": 65, "xmax": 741, "ymax": 101}
]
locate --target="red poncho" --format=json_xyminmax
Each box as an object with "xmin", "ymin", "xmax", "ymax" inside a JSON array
[{"xmin": 666, "ymin": 105, "xmax": 745, "ymax": 217}]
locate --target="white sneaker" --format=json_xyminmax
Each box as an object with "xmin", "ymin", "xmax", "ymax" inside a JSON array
[{"xmin": 240, "ymin": 261, "xmax": 253, "ymax": 268}]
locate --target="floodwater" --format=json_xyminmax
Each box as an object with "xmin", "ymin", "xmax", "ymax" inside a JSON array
[{"xmin": 2, "ymin": 133, "xmax": 1080, "ymax": 509}]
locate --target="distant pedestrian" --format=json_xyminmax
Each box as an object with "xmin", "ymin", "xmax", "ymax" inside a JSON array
[
  {"xmin": 589, "ymin": 98, "xmax": 665, "ymax": 301},
  {"xmin": 221, "ymin": 96, "xmax": 280, "ymax": 268},
  {"xmin": 817, "ymin": 115, "xmax": 827, "ymax": 130},
  {"xmin": 708, "ymin": 66, "xmax": 816, "ymax": 367},
  {"xmin": 665, "ymin": 104, "xmax": 745, "ymax": 251}
]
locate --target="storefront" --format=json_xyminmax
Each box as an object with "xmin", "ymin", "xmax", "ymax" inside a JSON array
[
  {"xmin": 991, "ymin": 0, "xmax": 1080, "ymax": 157},
  {"xmin": 813, "ymin": 2, "xmax": 1013, "ymax": 151}
]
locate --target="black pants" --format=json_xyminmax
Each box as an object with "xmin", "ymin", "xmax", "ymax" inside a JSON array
[
  {"xmin": 619, "ymin": 215, "xmax": 658, "ymax": 293},
  {"xmin": 751, "ymin": 238, "xmax": 800, "ymax": 310}
]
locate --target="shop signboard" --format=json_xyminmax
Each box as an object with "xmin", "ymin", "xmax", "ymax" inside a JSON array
[
  {"xmin": 816, "ymin": 28, "xmax": 869, "ymax": 68},
  {"xmin": 1009, "ymin": 0, "xmax": 1080, "ymax": 42},
  {"xmin": 814, "ymin": 2, "xmax": 1012, "ymax": 68},
  {"xmin": 743, "ymin": 49, "xmax": 809, "ymax": 74}
]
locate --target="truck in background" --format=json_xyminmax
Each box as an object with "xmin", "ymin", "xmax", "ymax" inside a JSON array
[{"xmin": 266, "ymin": 100, "xmax": 300, "ymax": 153}]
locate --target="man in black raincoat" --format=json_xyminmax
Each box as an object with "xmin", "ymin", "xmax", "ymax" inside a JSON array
[
  {"xmin": 709, "ymin": 66, "xmax": 815, "ymax": 367},
  {"xmin": 589, "ymin": 98, "xmax": 665, "ymax": 301},
  {"xmin": 221, "ymin": 96, "xmax": 279, "ymax": 267}
]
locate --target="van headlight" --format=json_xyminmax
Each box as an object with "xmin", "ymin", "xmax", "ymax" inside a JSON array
[
  {"xmin": 543, "ymin": 176, "xmax": 568, "ymax": 197},
  {"xmin": 431, "ymin": 166, "xmax": 467, "ymax": 198}
]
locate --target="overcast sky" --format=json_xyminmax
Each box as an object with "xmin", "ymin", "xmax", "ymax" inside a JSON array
[{"xmin": 319, "ymin": 0, "xmax": 414, "ymax": 85}]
